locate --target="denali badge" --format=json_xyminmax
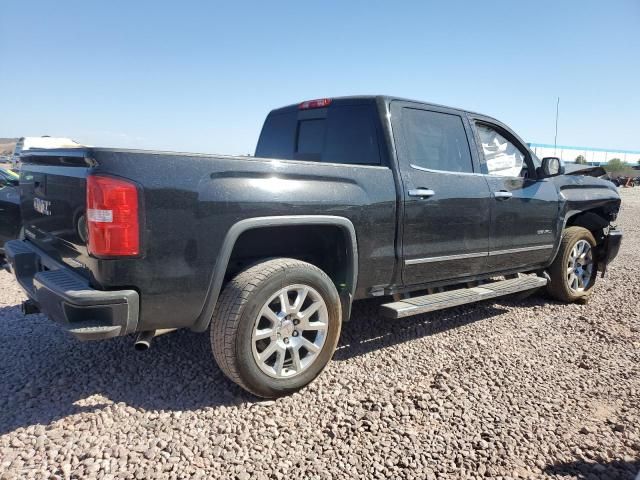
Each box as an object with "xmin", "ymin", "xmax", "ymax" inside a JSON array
[{"xmin": 33, "ymin": 197, "xmax": 52, "ymax": 216}]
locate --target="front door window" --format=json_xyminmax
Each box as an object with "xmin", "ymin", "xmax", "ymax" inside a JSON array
[
  {"xmin": 476, "ymin": 124, "xmax": 538, "ymax": 179},
  {"xmin": 473, "ymin": 121, "xmax": 558, "ymax": 270}
]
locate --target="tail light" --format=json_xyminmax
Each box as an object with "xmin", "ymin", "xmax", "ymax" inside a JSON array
[
  {"xmin": 298, "ymin": 98, "xmax": 332, "ymax": 110},
  {"xmin": 86, "ymin": 175, "xmax": 140, "ymax": 256}
]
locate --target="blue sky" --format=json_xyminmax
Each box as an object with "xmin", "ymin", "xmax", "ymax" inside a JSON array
[{"xmin": 1, "ymin": 0, "xmax": 638, "ymax": 155}]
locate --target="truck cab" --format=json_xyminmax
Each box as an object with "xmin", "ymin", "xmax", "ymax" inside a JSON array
[{"xmin": 256, "ymin": 97, "xmax": 619, "ymax": 292}]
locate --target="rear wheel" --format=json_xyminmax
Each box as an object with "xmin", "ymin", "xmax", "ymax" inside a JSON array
[
  {"xmin": 547, "ymin": 227, "xmax": 598, "ymax": 303},
  {"xmin": 210, "ymin": 258, "xmax": 342, "ymax": 398}
]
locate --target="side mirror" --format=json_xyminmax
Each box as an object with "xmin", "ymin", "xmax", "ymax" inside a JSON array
[{"xmin": 540, "ymin": 157, "xmax": 565, "ymax": 177}]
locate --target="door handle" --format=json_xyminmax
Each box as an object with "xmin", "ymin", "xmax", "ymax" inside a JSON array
[
  {"xmin": 493, "ymin": 190, "xmax": 513, "ymax": 200},
  {"xmin": 408, "ymin": 188, "xmax": 435, "ymax": 198}
]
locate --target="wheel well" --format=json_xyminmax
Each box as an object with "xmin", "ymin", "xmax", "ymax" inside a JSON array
[
  {"xmin": 565, "ymin": 209, "xmax": 610, "ymax": 243},
  {"xmin": 225, "ymin": 224, "xmax": 354, "ymax": 293}
]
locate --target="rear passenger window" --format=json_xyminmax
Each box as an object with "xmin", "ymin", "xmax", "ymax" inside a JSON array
[{"xmin": 401, "ymin": 108, "xmax": 473, "ymax": 173}]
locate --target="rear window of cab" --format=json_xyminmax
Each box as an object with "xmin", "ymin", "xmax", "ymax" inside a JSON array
[{"xmin": 255, "ymin": 104, "xmax": 381, "ymax": 166}]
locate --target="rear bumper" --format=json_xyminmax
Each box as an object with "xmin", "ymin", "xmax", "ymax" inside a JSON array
[{"xmin": 5, "ymin": 239, "xmax": 139, "ymax": 340}]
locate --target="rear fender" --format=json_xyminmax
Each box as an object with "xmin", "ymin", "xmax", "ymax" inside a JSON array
[{"xmin": 191, "ymin": 215, "xmax": 358, "ymax": 332}]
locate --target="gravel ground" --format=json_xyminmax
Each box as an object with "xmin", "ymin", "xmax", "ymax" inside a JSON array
[{"xmin": 1, "ymin": 190, "xmax": 639, "ymax": 480}]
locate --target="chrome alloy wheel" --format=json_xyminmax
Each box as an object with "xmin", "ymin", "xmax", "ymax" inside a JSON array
[
  {"xmin": 567, "ymin": 239, "xmax": 594, "ymax": 292},
  {"xmin": 251, "ymin": 284, "xmax": 328, "ymax": 378}
]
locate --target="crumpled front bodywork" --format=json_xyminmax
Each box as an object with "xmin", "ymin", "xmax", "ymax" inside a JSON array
[
  {"xmin": 553, "ymin": 175, "xmax": 621, "ymax": 224},
  {"xmin": 563, "ymin": 165, "xmax": 608, "ymax": 178},
  {"xmin": 549, "ymin": 174, "xmax": 622, "ymax": 274}
]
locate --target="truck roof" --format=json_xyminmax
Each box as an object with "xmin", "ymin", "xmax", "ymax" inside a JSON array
[{"xmin": 271, "ymin": 95, "xmax": 492, "ymax": 119}]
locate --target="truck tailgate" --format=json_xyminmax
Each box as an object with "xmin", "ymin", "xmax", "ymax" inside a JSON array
[{"xmin": 20, "ymin": 148, "xmax": 92, "ymax": 277}]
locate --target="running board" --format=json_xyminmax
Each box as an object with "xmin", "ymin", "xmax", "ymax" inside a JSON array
[{"xmin": 379, "ymin": 276, "xmax": 547, "ymax": 319}]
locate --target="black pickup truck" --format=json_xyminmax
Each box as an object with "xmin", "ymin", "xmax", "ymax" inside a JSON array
[{"xmin": 5, "ymin": 96, "xmax": 622, "ymax": 398}]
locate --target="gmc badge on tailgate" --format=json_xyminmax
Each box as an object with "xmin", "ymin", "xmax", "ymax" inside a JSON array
[{"xmin": 34, "ymin": 197, "xmax": 52, "ymax": 216}]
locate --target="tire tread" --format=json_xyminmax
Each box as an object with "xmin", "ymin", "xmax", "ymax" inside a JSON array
[
  {"xmin": 547, "ymin": 226, "xmax": 597, "ymax": 303},
  {"xmin": 210, "ymin": 258, "xmax": 333, "ymax": 395}
]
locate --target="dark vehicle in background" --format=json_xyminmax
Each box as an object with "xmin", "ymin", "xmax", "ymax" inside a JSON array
[
  {"xmin": 0, "ymin": 166, "xmax": 21, "ymax": 253},
  {"xmin": 5, "ymin": 95, "xmax": 622, "ymax": 398},
  {"xmin": 611, "ymin": 175, "xmax": 637, "ymax": 188}
]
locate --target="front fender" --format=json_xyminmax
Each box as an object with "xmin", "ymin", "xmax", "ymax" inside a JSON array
[{"xmin": 547, "ymin": 175, "xmax": 621, "ymax": 265}]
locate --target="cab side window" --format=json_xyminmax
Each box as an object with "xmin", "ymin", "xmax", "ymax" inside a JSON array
[
  {"xmin": 477, "ymin": 124, "xmax": 528, "ymax": 177},
  {"xmin": 401, "ymin": 108, "xmax": 473, "ymax": 173}
]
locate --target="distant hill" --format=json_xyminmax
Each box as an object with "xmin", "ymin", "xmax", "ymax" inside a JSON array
[{"xmin": 0, "ymin": 138, "xmax": 18, "ymax": 155}]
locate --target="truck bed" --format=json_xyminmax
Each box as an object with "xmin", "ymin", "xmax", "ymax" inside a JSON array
[{"xmin": 19, "ymin": 147, "xmax": 398, "ymax": 332}]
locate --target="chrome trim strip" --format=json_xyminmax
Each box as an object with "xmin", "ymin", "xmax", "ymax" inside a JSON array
[
  {"xmin": 488, "ymin": 244, "xmax": 554, "ymax": 256},
  {"xmin": 410, "ymin": 162, "xmax": 534, "ymax": 180},
  {"xmin": 409, "ymin": 163, "xmax": 484, "ymax": 176},
  {"xmin": 405, "ymin": 251, "xmax": 488, "ymax": 265},
  {"xmin": 405, "ymin": 244, "xmax": 554, "ymax": 265}
]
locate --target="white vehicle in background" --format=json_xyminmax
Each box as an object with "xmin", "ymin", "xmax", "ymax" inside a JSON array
[{"xmin": 11, "ymin": 136, "xmax": 84, "ymax": 170}]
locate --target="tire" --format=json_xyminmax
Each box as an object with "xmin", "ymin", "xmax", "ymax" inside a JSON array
[
  {"xmin": 210, "ymin": 258, "xmax": 342, "ymax": 398},
  {"xmin": 546, "ymin": 227, "xmax": 598, "ymax": 303}
]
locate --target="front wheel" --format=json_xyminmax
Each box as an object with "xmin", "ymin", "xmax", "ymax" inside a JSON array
[
  {"xmin": 546, "ymin": 227, "xmax": 598, "ymax": 303},
  {"xmin": 210, "ymin": 258, "xmax": 342, "ymax": 398}
]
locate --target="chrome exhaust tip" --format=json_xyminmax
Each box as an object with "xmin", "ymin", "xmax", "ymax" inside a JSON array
[{"xmin": 134, "ymin": 330, "xmax": 155, "ymax": 351}]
